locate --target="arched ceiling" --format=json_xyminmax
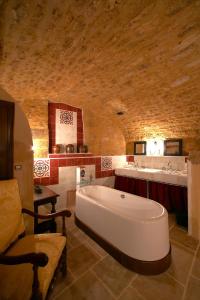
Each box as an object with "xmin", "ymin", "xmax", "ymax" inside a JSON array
[{"xmin": 0, "ymin": 0, "xmax": 200, "ymax": 142}]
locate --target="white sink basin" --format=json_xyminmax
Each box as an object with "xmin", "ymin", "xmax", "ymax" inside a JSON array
[{"xmin": 137, "ymin": 168, "xmax": 160, "ymax": 173}]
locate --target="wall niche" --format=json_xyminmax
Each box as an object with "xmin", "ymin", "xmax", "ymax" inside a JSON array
[{"xmin": 48, "ymin": 102, "xmax": 83, "ymax": 154}]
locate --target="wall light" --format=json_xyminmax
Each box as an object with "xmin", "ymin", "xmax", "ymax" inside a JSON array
[
  {"xmin": 32, "ymin": 139, "xmax": 43, "ymax": 158},
  {"xmin": 146, "ymin": 139, "xmax": 164, "ymax": 156}
]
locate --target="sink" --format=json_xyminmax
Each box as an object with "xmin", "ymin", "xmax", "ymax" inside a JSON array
[{"xmin": 137, "ymin": 168, "xmax": 160, "ymax": 173}]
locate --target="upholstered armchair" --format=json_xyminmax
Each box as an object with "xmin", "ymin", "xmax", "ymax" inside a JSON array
[{"xmin": 0, "ymin": 179, "xmax": 71, "ymax": 300}]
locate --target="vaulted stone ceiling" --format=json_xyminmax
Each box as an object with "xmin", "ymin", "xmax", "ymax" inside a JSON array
[{"xmin": 0, "ymin": 0, "xmax": 200, "ymax": 151}]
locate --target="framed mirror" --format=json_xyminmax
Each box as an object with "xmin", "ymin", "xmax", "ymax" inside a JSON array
[
  {"xmin": 164, "ymin": 139, "xmax": 182, "ymax": 156},
  {"xmin": 134, "ymin": 141, "xmax": 146, "ymax": 155}
]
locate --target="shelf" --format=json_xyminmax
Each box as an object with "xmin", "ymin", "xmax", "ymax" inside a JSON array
[{"xmin": 48, "ymin": 153, "xmax": 93, "ymax": 158}]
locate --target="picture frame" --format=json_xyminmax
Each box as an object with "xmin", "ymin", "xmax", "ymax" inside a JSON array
[
  {"xmin": 134, "ymin": 141, "xmax": 147, "ymax": 155},
  {"xmin": 164, "ymin": 139, "xmax": 182, "ymax": 156}
]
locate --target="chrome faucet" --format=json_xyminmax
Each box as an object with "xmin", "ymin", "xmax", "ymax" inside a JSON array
[
  {"xmin": 134, "ymin": 162, "xmax": 139, "ymax": 169},
  {"xmin": 167, "ymin": 160, "xmax": 172, "ymax": 171}
]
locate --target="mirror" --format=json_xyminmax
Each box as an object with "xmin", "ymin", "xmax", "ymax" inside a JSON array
[
  {"xmin": 134, "ymin": 141, "xmax": 146, "ymax": 155},
  {"xmin": 164, "ymin": 139, "xmax": 182, "ymax": 156}
]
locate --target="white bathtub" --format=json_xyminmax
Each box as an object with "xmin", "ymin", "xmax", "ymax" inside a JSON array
[{"xmin": 75, "ymin": 185, "xmax": 171, "ymax": 274}]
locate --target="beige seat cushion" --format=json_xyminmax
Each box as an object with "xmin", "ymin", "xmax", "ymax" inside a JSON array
[
  {"xmin": 0, "ymin": 179, "xmax": 25, "ymax": 253},
  {"xmin": 0, "ymin": 233, "xmax": 66, "ymax": 300}
]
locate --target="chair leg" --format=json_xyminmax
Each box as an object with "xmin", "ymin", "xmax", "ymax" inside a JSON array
[
  {"xmin": 31, "ymin": 265, "xmax": 43, "ymax": 300},
  {"xmin": 61, "ymin": 245, "xmax": 67, "ymax": 277}
]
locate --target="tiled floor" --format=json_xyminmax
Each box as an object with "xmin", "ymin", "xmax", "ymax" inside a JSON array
[{"xmin": 50, "ymin": 210, "xmax": 200, "ymax": 300}]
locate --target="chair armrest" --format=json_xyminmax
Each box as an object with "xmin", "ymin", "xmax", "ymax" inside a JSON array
[
  {"xmin": 0, "ymin": 252, "xmax": 48, "ymax": 267},
  {"xmin": 22, "ymin": 208, "xmax": 72, "ymax": 219}
]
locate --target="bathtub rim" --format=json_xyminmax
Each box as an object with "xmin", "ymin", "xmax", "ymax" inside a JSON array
[
  {"xmin": 76, "ymin": 185, "xmax": 168, "ymax": 223},
  {"xmin": 75, "ymin": 214, "xmax": 171, "ymax": 275}
]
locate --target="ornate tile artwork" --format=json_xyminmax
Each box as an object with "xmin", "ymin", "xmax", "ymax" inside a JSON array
[
  {"xmin": 34, "ymin": 159, "xmax": 50, "ymax": 178},
  {"xmin": 101, "ymin": 156, "xmax": 112, "ymax": 171},
  {"xmin": 60, "ymin": 109, "xmax": 73, "ymax": 125}
]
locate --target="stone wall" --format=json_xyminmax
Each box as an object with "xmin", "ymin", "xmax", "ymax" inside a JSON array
[
  {"xmin": 0, "ymin": 0, "xmax": 200, "ymax": 155},
  {"xmin": 21, "ymin": 99, "xmax": 125, "ymax": 158}
]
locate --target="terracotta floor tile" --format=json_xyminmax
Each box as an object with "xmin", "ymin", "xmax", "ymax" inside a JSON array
[
  {"xmin": 50, "ymin": 270, "xmax": 75, "ymax": 299},
  {"xmin": 118, "ymin": 286, "xmax": 144, "ymax": 300},
  {"xmin": 192, "ymin": 247, "xmax": 200, "ymax": 279},
  {"xmin": 56, "ymin": 271, "xmax": 114, "ymax": 300},
  {"xmin": 168, "ymin": 213, "xmax": 176, "ymax": 228},
  {"xmin": 184, "ymin": 276, "xmax": 200, "ymax": 300},
  {"xmin": 133, "ymin": 273, "xmax": 184, "ymax": 300},
  {"xmin": 67, "ymin": 227, "xmax": 89, "ymax": 249},
  {"xmin": 53, "ymin": 209, "xmax": 200, "ymax": 300},
  {"xmin": 68, "ymin": 244, "xmax": 100, "ymax": 278},
  {"xmin": 86, "ymin": 236, "xmax": 108, "ymax": 258},
  {"xmin": 167, "ymin": 241, "xmax": 194, "ymax": 284},
  {"xmin": 92, "ymin": 255, "xmax": 135, "ymax": 296},
  {"xmin": 170, "ymin": 226, "xmax": 199, "ymax": 252}
]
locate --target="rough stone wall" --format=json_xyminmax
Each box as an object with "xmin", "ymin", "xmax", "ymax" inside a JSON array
[
  {"xmin": 21, "ymin": 99, "xmax": 125, "ymax": 158},
  {"xmin": 0, "ymin": 0, "xmax": 200, "ymax": 155},
  {"xmin": 21, "ymin": 99, "xmax": 49, "ymax": 158}
]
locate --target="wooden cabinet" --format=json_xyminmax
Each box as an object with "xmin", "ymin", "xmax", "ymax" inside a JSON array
[
  {"xmin": 0, "ymin": 100, "xmax": 14, "ymax": 179},
  {"xmin": 149, "ymin": 181, "xmax": 172, "ymax": 211},
  {"xmin": 114, "ymin": 175, "xmax": 147, "ymax": 198},
  {"xmin": 149, "ymin": 181, "xmax": 187, "ymax": 220},
  {"xmin": 168, "ymin": 184, "xmax": 188, "ymax": 227}
]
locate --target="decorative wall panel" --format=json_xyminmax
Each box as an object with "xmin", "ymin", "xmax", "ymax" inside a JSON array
[
  {"xmin": 48, "ymin": 103, "xmax": 83, "ymax": 153},
  {"xmin": 56, "ymin": 109, "xmax": 77, "ymax": 148},
  {"xmin": 34, "ymin": 159, "xmax": 50, "ymax": 178},
  {"xmin": 101, "ymin": 156, "xmax": 112, "ymax": 171}
]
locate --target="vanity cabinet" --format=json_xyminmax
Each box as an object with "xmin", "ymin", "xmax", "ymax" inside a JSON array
[
  {"xmin": 149, "ymin": 182, "xmax": 173, "ymax": 211},
  {"xmin": 149, "ymin": 181, "xmax": 187, "ymax": 220},
  {"xmin": 114, "ymin": 176, "xmax": 147, "ymax": 198},
  {"xmin": 168, "ymin": 184, "xmax": 188, "ymax": 227}
]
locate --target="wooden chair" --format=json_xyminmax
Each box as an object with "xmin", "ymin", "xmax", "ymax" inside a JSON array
[{"xmin": 0, "ymin": 179, "xmax": 71, "ymax": 300}]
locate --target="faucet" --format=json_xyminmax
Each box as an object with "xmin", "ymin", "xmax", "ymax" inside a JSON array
[
  {"xmin": 167, "ymin": 160, "xmax": 172, "ymax": 171},
  {"xmin": 134, "ymin": 162, "xmax": 139, "ymax": 169},
  {"xmin": 89, "ymin": 174, "xmax": 93, "ymax": 184}
]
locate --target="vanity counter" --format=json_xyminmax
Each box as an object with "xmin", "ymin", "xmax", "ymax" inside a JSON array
[{"xmin": 115, "ymin": 167, "xmax": 187, "ymax": 187}]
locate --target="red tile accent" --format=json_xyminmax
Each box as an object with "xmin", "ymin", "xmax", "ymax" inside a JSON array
[
  {"xmin": 76, "ymin": 158, "xmax": 82, "ymax": 166},
  {"xmin": 50, "ymin": 177, "xmax": 58, "ymax": 185},
  {"xmin": 96, "ymin": 171, "xmax": 102, "ymax": 178},
  {"xmin": 40, "ymin": 177, "xmax": 50, "ymax": 185},
  {"xmin": 50, "ymin": 159, "xmax": 59, "ymax": 167},
  {"xmin": 68, "ymin": 159, "xmax": 72, "ymax": 166},
  {"xmin": 50, "ymin": 167, "xmax": 58, "ymax": 178},
  {"xmin": 96, "ymin": 164, "xmax": 101, "ymax": 172},
  {"xmin": 35, "ymin": 154, "xmax": 117, "ymax": 186},
  {"xmin": 126, "ymin": 155, "xmax": 134, "ymax": 162},
  {"xmin": 34, "ymin": 178, "xmax": 41, "ymax": 185},
  {"xmin": 59, "ymin": 159, "xmax": 67, "ymax": 167}
]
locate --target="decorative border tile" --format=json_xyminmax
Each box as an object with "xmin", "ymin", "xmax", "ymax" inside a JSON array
[
  {"xmin": 60, "ymin": 110, "xmax": 73, "ymax": 125},
  {"xmin": 34, "ymin": 159, "xmax": 50, "ymax": 178},
  {"xmin": 33, "ymin": 155, "xmax": 120, "ymax": 186},
  {"xmin": 101, "ymin": 156, "xmax": 112, "ymax": 171}
]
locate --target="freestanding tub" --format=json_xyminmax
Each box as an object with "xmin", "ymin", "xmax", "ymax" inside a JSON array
[{"xmin": 75, "ymin": 185, "xmax": 171, "ymax": 274}]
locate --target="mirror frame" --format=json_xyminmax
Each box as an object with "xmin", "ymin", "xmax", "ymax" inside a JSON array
[
  {"xmin": 134, "ymin": 141, "xmax": 147, "ymax": 155},
  {"xmin": 164, "ymin": 139, "xmax": 182, "ymax": 156}
]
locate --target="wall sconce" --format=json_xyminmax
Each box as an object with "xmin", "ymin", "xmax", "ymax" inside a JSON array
[{"xmin": 147, "ymin": 139, "xmax": 164, "ymax": 156}]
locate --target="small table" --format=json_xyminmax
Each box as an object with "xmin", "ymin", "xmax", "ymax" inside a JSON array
[{"xmin": 33, "ymin": 186, "xmax": 59, "ymax": 234}]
